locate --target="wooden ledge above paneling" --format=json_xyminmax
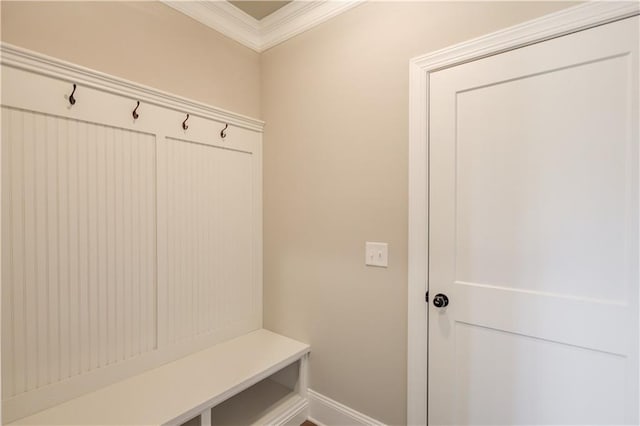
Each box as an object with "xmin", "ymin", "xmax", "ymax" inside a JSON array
[{"xmin": 0, "ymin": 43, "xmax": 265, "ymax": 133}]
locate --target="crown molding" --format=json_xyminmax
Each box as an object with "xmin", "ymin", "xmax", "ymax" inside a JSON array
[
  {"xmin": 163, "ymin": 1, "xmax": 262, "ymax": 51},
  {"xmin": 260, "ymin": 0, "xmax": 363, "ymax": 50},
  {"xmin": 162, "ymin": 0, "xmax": 364, "ymax": 52}
]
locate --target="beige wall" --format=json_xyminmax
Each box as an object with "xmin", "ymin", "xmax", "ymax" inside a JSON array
[
  {"xmin": 1, "ymin": 1, "xmax": 261, "ymax": 118},
  {"xmin": 261, "ymin": 2, "xmax": 574, "ymax": 424}
]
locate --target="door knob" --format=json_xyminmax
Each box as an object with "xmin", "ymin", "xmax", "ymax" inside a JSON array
[{"xmin": 433, "ymin": 293, "xmax": 449, "ymax": 308}]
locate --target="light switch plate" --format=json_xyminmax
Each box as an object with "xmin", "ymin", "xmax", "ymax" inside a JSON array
[{"xmin": 365, "ymin": 242, "xmax": 388, "ymax": 267}]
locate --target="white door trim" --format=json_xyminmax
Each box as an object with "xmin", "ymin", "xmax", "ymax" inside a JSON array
[{"xmin": 407, "ymin": 2, "xmax": 640, "ymax": 424}]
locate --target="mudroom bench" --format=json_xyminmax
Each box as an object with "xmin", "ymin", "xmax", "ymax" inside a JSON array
[{"xmin": 9, "ymin": 330, "xmax": 310, "ymax": 426}]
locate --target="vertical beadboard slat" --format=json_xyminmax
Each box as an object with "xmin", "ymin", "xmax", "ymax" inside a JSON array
[
  {"xmin": 46, "ymin": 115, "xmax": 60, "ymax": 385},
  {"xmin": 77, "ymin": 121, "xmax": 90, "ymax": 374},
  {"xmin": 3, "ymin": 109, "xmax": 158, "ymax": 398},
  {"xmin": 97, "ymin": 125, "xmax": 109, "ymax": 366},
  {"xmin": 1, "ymin": 107, "xmax": 14, "ymax": 397},
  {"xmin": 23, "ymin": 111, "xmax": 38, "ymax": 392},
  {"xmin": 149, "ymin": 135, "xmax": 158, "ymax": 351},
  {"xmin": 180, "ymin": 140, "xmax": 187, "ymax": 342},
  {"xmin": 106, "ymin": 126, "xmax": 117, "ymax": 365},
  {"xmin": 220, "ymin": 154, "xmax": 230, "ymax": 326},
  {"xmin": 157, "ymin": 136, "xmax": 168, "ymax": 348},
  {"xmin": 188, "ymin": 142, "xmax": 195, "ymax": 338},
  {"xmin": 211, "ymin": 148, "xmax": 221, "ymax": 332},
  {"xmin": 10, "ymin": 108, "xmax": 26, "ymax": 395},
  {"xmin": 68, "ymin": 117, "xmax": 81, "ymax": 376},
  {"xmin": 169, "ymin": 141, "xmax": 177, "ymax": 344},
  {"xmin": 174, "ymin": 142, "xmax": 182, "ymax": 343},
  {"xmin": 201, "ymin": 150, "xmax": 209, "ymax": 334},
  {"xmin": 123, "ymin": 130, "xmax": 132, "ymax": 359},
  {"xmin": 132, "ymin": 133, "xmax": 141, "ymax": 356},
  {"xmin": 67, "ymin": 118, "xmax": 80, "ymax": 378},
  {"xmin": 180, "ymin": 141, "xmax": 187, "ymax": 342},
  {"xmin": 114, "ymin": 128, "xmax": 124, "ymax": 362},
  {"xmin": 137, "ymin": 134, "xmax": 146, "ymax": 353},
  {"xmin": 34, "ymin": 112, "xmax": 49, "ymax": 388},
  {"xmin": 58, "ymin": 116, "xmax": 70, "ymax": 382},
  {"xmin": 88, "ymin": 124, "xmax": 99, "ymax": 371},
  {"xmin": 197, "ymin": 147, "xmax": 205, "ymax": 334}
]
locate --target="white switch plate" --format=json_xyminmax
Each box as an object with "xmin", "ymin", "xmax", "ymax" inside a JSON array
[{"xmin": 365, "ymin": 242, "xmax": 388, "ymax": 267}]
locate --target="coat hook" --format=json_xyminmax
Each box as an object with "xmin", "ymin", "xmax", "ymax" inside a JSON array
[
  {"xmin": 182, "ymin": 114, "xmax": 189, "ymax": 130},
  {"xmin": 69, "ymin": 83, "xmax": 77, "ymax": 105},
  {"xmin": 220, "ymin": 123, "xmax": 228, "ymax": 139},
  {"xmin": 132, "ymin": 101, "xmax": 140, "ymax": 120}
]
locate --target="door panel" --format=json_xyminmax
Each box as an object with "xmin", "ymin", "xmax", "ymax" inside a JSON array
[
  {"xmin": 454, "ymin": 322, "xmax": 627, "ymax": 425},
  {"xmin": 428, "ymin": 16, "xmax": 638, "ymax": 425}
]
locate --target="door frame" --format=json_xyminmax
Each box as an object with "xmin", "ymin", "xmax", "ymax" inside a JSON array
[{"xmin": 407, "ymin": 2, "xmax": 640, "ymax": 424}]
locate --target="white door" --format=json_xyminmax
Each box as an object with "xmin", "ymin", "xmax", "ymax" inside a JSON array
[{"xmin": 428, "ymin": 16, "xmax": 639, "ymax": 425}]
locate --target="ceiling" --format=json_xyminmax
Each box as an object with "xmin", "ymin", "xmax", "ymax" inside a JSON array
[{"xmin": 228, "ymin": 1, "xmax": 292, "ymax": 20}]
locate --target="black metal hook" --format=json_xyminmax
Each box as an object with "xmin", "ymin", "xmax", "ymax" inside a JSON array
[
  {"xmin": 132, "ymin": 101, "xmax": 140, "ymax": 120},
  {"xmin": 182, "ymin": 114, "xmax": 189, "ymax": 130},
  {"xmin": 220, "ymin": 123, "xmax": 228, "ymax": 139},
  {"xmin": 69, "ymin": 83, "xmax": 77, "ymax": 105}
]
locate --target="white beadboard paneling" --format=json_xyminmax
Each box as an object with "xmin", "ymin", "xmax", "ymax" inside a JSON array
[
  {"xmin": 2, "ymin": 45, "xmax": 263, "ymax": 422},
  {"xmin": 1, "ymin": 107, "xmax": 157, "ymax": 398},
  {"xmin": 160, "ymin": 138, "xmax": 255, "ymax": 345}
]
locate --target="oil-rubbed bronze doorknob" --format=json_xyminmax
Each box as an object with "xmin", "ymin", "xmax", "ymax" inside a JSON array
[{"xmin": 433, "ymin": 293, "xmax": 449, "ymax": 308}]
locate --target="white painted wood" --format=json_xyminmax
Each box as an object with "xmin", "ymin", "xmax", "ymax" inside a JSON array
[
  {"xmin": 162, "ymin": 0, "xmax": 262, "ymax": 51},
  {"xmin": 298, "ymin": 353, "xmax": 309, "ymax": 398},
  {"xmin": 1, "ymin": 108, "xmax": 11, "ymax": 407},
  {"xmin": 251, "ymin": 392, "xmax": 308, "ymax": 426},
  {"xmin": 1, "ymin": 45, "xmax": 264, "ymax": 423},
  {"xmin": 428, "ymin": 16, "xmax": 638, "ymax": 425},
  {"xmin": 259, "ymin": 0, "xmax": 364, "ymax": 52},
  {"xmin": 200, "ymin": 408, "xmax": 212, "ymax": 426},
  {"xmin": 0, "ymin": 44, "xmax": 263, "ymax": 132},
  {"xmin": 211, "ymin": 378, "xmax": 305, "ymax": 425},
  {"xmin": 307, "ymin": 389, "xmax": 386, "ymax": 426},
  {"xmin": 0, "ymin": 61, "xmax": 3, "ymax": 426},
  {"xmin": 161, "ymin": 0, "xmax": 364, "ymax": 53},
  {"xmin": 407, "ymin": 3, "xmax": 640, "ymax": 424},
  {"xmin": 1, "ymin": 107, "xmax": 157, "ymax": 398},
  {"xmin": 8, "ymin": 329, "xmax": 309, "ymax": 426},
  {"xmin": 159, "ymin": 136, "xmax": 258, "ymax": 344},
  {"xmin": 406, "ymin": 59, "xmax": 428, "ymax": 426}
]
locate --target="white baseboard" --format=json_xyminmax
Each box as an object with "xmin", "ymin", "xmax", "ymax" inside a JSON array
[
  {"xmin": 307, "ymin": 389, "xmax": 386, "ymax": 426},
  {"xmin": 262, "ymin": 393, "xmax": 309, "ymax": 426}
]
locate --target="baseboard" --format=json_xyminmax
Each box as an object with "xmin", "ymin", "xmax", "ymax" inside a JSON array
[
  {"xmin": 271, "ymin": 396, "xmax": 309, "ymax": 426},
  {"xmin": 307, "ymin": 389, "xmax": 386, "ymax": 426}
]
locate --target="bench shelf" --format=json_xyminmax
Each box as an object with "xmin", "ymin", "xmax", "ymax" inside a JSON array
[{"xmin": 9, "ymin": 330, "xmax": 310, "ymax": 426}]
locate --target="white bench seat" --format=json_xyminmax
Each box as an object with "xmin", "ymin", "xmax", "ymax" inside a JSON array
[{"xmin": 10, "ymin": 330, "xmax": 310, "ymax": 426}]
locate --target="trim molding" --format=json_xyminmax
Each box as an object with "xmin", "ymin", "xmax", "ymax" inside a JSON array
[
  {"xmin": 268, "ymin": 396, "xmax": 308, "ymax": 426},
  {"xmin": 307, "ymin": 389, "xmax": 386, "ymax": 426},
  {"xmin": 161, "ymin": 0, "xmax": 364, "ymax": 53},
  {"xmin": 0, "ymin": 43, "xmax": 264, "ymax": 132},
  {"xmin": 407, "ymin": 2, "xmax": 640, "ymax": 425}
]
